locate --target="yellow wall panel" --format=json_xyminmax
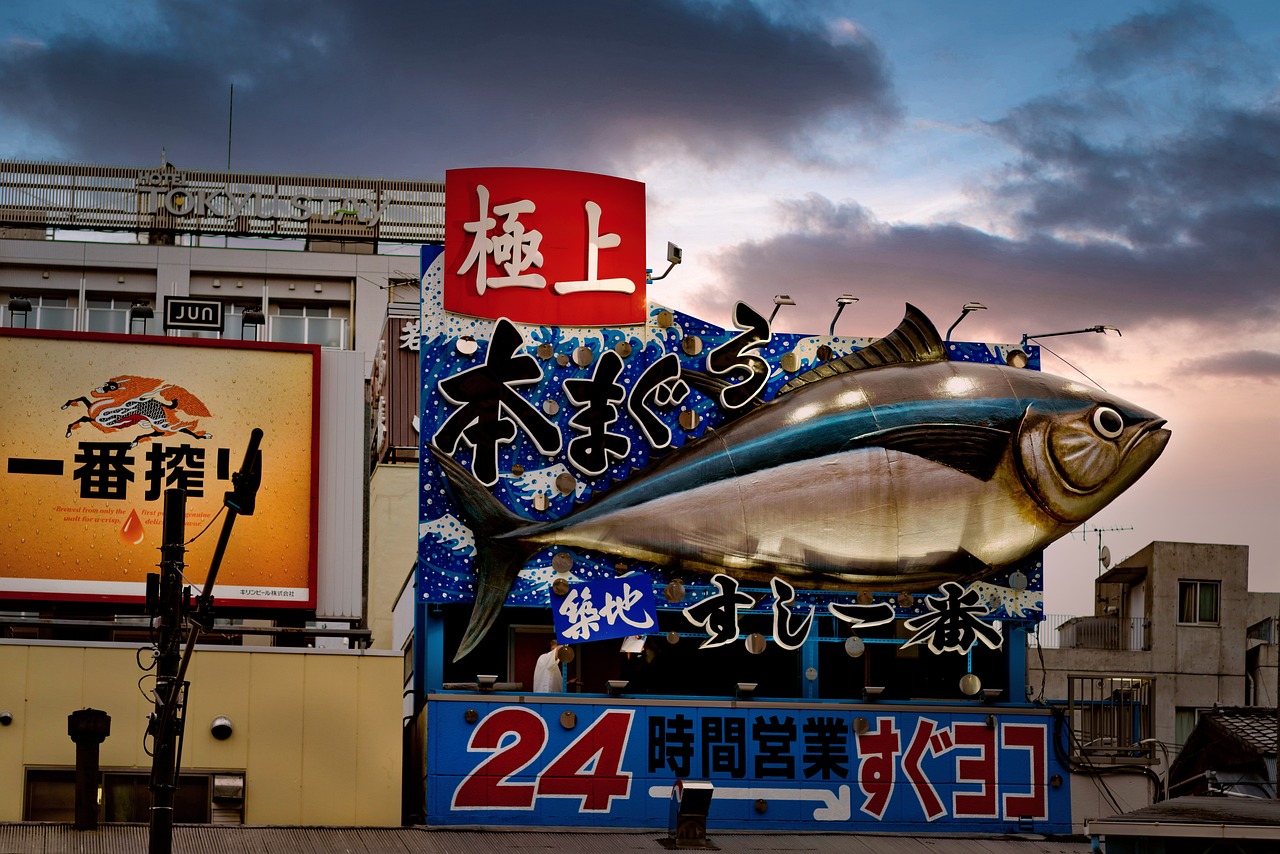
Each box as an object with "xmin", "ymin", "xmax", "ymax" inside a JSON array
[
  {"xmin": 81, "ymin": 647, "xmax": 150, "ymax": 768},
  {"xmin": 1, "ymin": 642, "xmax": 401, "ymax": 825},
  {"xmin": 244, "ymin": 652, "xmax": 306, "ymax": 824},
  {"xmin": 0, "ymin": 645, "xmax": 29, "ymax": 820},
  {"xmin": 182, "ymin": 652, "xmax": 251, "ymax": 771},
  {"xmin": 22, "ymin": 646, "xmax": 84, "ymax": 767},
  {"xmin": 300, "ymin": 655, "xmax": 360, "ymax": 825},
  {"xmin": 355, "ymin": 653, "xmax": 402, "ymax": 821}
]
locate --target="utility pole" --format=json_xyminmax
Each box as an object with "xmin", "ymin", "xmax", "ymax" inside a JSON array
[
  {"xmin": 147, "ymin": 487, "xmax": 188, "ymax": 854},
  {"xmin": 146, "ymin": 429, "xmax": 262, "ymax": 854}
]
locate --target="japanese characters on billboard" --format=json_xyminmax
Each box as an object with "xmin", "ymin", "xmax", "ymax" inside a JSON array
[
  {"xmin": 427, "ymin": 697, "xmax": 1071, "ymax": 833},
  {"xmin": 0, "ymin": 330, "xmax": 318, "ymax": 608},
  {"xmin": 444, "ymin": 167, "xmax": 646, "ymax": 326},
  {"xmin": 418, "ymin": 166, "xmax": 1171, "ymax": 660}
]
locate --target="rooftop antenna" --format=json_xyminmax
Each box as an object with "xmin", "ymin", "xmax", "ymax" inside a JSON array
[{"xmin": 1077, "ymin": 523, "xmax": 1134, "ymax": 575}]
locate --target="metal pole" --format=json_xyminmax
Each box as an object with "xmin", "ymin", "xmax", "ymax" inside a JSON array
[{"xmin": 148, "ymin": 487, "xmax": 186, "ymax": 854}]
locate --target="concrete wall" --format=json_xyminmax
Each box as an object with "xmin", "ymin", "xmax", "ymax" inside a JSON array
[
  {"xmin": 0, "ymin": 236, "xmax": 418, "ymax": 375},
  {"xmin": 368, "ymin": 463, "xmax": 420, "ymax": 651},
  {"xmin": 0, "ymin": 640, "xmax": 402, "ymax": 825},
  {"xmin": 1036, "ymin": 542, "xmax": 1250, "ymax": 751}
]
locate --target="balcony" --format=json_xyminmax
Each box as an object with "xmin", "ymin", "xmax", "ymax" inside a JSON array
[
  {"xmin": 1066, "ymin": 674, "xmax": 1157, "ymax": 765},
  {"xmin": 1032, "ymin": 614, "xmax": 1150, "ymax": 651}
]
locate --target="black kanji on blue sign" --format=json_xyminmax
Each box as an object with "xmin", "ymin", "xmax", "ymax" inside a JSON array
[
  {"xmin": 434, "ymin": 318, "xmax": 562, "ymax": 486},
  {"xmin": 683, "ymin": 573, "xmax": 754, "ymax": 649},
  {"xmin": 626, "ymin": 352, "xmax": 688, "ymax": 449},
  {"xmin": 563, "ymin": 349, "xmax": 630, "ymax": 477},
  {"xmin": 706, "ymin": 301, "xmax": 771, "ymax": 410},
  {"xmin": 903, "ymin": 581, "xmax": 1003, "ymax": 654}
]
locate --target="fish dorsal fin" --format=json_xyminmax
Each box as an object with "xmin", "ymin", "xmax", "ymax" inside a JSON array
[{"xmin": 777, "ymin": 303, "xmax": 946, "ymax": 395}]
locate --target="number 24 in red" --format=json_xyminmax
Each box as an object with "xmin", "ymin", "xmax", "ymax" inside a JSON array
[{"xmin": 452, "ymin": 706, "xmax": 635, "ymax": 812}]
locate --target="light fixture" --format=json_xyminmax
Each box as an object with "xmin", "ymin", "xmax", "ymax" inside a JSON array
[
  {"xmin": 314, "ymin": 284, "xmax": 323, "ymax": 293},
  {"xmin": 1019, "ymin": 325, "xmax": 1120, "ymax": 349},
  {"xmin": 862, "ymin": 686, "xmax": 885, "ymax": 701},
  {"xmin": 768, "ymin": 294, "xmax": 796, "ymax": 324},
  {"xmin": 647, "ymin": 242, "xmax": 683, "ymax": 284},
  {"xmin": 210, "ymin": 715, "xmax": 233, "ymax": 740},
  {"xmin": 41, "ymin": 271, "xmax": 49, "ymax": 279},
  {"xmin": 235, "ymin": 280, "xmax": 244, "ymax": 288},
  {"xmin": 213, "ymin": 279, "xmax": 221, "ymax": 288},
  {"xmin": 288, "ymin": 282, "xmax": 296, "ymax": 291},
  {"xmin": 1005, "ymin": 349, "xmax": 1030, "ymax": 369},
  {"xmin": 240, "ymin": 306, "xmax": 265, "ymax": 341},
  {"xmin": 476, "ymin": 674, "xmax": 498, "ymax": 693},
  {"xmin": 735, "ymin": 682, "xmax": 758, "ymax": 700},
  {"xmin": 945, "ymin": 301, "xmax": 987, "ymax": 343},
  {"xmin": 1007, "ymin": 324, "xmax": 1121, "ymax": 370},
  {"xmin": 129, "ymin": 300, "xmax": 153, "ymax": 335},
  {"xmin": 607, "ymin": 680, "xmax": 628, "ymax": 697},
  {"xmin": 830, "ymin": 295, "xmax": 859, "ymax": 335},
  {"xmin": 117, "ymin": 275, "xmax": 125, "ymax": 284},
  {"xmin": 982, "ymin": 688, "xmax": 1003, "ymax": 703}
]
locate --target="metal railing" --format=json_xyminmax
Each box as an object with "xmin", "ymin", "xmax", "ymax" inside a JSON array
[
  {"xmin": 0, "ymin": 160, "xmax": 444, "ymax": 243},
  {"xmin": 1066, "ymin": 674, "xmax": 1156, "ymax": 764},
  {"xmin": 1031, "ymin": 614, "xmax": 1150, "ymax": 651}
]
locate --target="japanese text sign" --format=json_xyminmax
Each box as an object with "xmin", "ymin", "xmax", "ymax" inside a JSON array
[
  {"xmin": 427, "ymin": 698, "xmax": 1070, "ymax": 833},
  {"xmin": 552, "ymin": 578, "xmax": 658, "ymax": 643},
  {"xmin": 0, "ymin": 330, "xmax": 318, "ymax": 608},
  {"xmin": 444, "ymin": 167, "xmax": 647, "ymax": 326}
]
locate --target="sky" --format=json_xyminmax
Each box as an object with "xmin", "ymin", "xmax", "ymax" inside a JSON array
[{"xmin": 2, "ymin": 0, "xmax": 1278, "ymax": 616}]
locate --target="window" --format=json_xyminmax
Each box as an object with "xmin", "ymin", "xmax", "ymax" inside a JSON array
[
  {"xmin": 23, "ymin": 769, "xmax": 234, "ymax": 823},
  {"xmin": 1178, "ymin": 580, "xmax": 1220, "ymax": 624},
  {"xmin": 271, "ymin": 304, "xmax": 346, "ymax": 348},
  {"xmin": 1174, "ymin": 707, "xmax": 1210, "ymax": 749},
  {"xmin": 4, "ymin": 294, "xmax": 76, "ymax": 330},
  {"xmin": 86, "ymin": 297, "xmax": 133, "ymax": 334}
]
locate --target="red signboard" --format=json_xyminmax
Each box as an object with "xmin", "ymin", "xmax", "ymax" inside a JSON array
[{"xmin": 444, "ymin": 167, "xmax": 646, "ymax": 326}]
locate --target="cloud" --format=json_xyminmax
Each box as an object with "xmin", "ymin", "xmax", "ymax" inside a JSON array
[
  {"xmin": 698, "ymin": 3, "xmax": 1280, "ymax": 341},
  {"xmin": 1178, "ymin": 350, "xmax": 1280, "ymax": 382},
  {"xmin": 0, "ymin": 0, "xmax": 899, "ymax": 175}
]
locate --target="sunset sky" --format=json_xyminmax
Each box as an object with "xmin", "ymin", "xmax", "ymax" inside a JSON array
[{"xmin": 2, "ymin": 0, "xmax": 1277, "ymax": 615}]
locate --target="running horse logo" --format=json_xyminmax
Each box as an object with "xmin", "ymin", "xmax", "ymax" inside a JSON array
[{"xmin": 63, "ymin": 375, "xmax": 213, "ymax": 447}]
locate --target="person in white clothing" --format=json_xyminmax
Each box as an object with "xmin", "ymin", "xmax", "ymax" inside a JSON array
[{"xmin": 532, "ymin": 638, "xmax": 563, "ymax": 693}]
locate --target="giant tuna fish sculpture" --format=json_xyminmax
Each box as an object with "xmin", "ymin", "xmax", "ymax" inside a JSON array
[{"xmin": 430, "ymin": 304, "xmax": 1170, "ymax": 660}]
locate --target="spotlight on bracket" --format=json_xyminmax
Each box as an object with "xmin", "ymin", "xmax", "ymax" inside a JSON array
[
  {"xmin": 735, "ymin": 682, "xmax": 758, "ymax": 700},
  {"xmin": 768, "ymin": 294, "xmax": 796, "ymax": 324},
  {"xmin": 829, "ymin": 295, "xmax": 859, "ymax": 336},
  {"xmin": 476, "ymin": 674, "xmax": 498, "ymax": 693},
  {"xmin": 647, "ymin": 242, "xmax": 683, "ymax": 284},
  {"xmin": 862, "ymin": 686, "xmax": 885, "ymax": 701},
  {"xmin": 607, "ymin": 680, "xmax": 629, "ymax": 697}
]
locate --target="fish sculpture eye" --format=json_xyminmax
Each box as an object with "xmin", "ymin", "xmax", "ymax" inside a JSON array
[{"xmin": 1091, "ymin": 406, "xmax": 1124, "ymax": 439}]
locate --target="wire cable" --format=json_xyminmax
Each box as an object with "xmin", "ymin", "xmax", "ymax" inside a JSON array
[
  {"xmin": 184, "ymin": 504, "xmax": 226, "ymax": 545},
  {"xmin": 1033, "ymin": 340, "xmax": 1108, "ymax": 392}
]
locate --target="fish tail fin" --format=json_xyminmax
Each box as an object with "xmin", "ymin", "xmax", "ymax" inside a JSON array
[{"xmin": 427, "ymin": 445, "xmax": 537, "ymax": 662}]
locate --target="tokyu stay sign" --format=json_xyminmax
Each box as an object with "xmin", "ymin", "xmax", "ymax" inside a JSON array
[{"xmin": 164, "ymin": 298, "xmax": 224, "ymax": 331}]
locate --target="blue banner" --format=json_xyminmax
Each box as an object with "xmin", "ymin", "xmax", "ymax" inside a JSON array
[
  {"xmin": 552, "ymin": 577, "xmax": 659, "ymax": 644},
  {"xmin": 426, "ymin": 697, "xmax": 1070, "ymax": 834}
]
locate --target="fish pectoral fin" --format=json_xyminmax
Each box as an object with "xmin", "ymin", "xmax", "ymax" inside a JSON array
[{"xmin": 853, "ymin": 423, "xmax": 1011, "ymax": 481}]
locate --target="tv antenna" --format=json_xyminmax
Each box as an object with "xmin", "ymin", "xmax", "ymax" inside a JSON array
[{"xmin": 1076, "ymin": 522, "xmax": 1133, "ymax": 574}]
